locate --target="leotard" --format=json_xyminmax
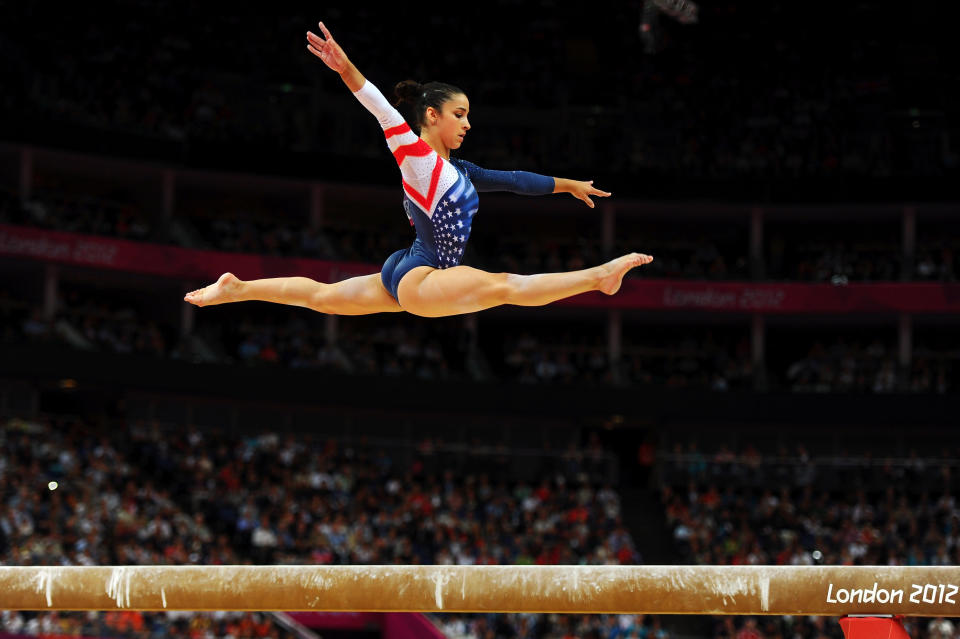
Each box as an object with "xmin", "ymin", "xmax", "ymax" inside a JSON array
[{"xmin": 352, "ymin": 80, "xmax": 555, "ymax": 302}]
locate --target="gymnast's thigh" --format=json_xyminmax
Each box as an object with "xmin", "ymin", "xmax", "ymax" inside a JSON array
[{"xmin": 397, "ymin": 265, "xmax": 510, "ymax": 318}]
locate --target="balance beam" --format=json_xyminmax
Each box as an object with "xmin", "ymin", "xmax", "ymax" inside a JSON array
[{"xmin": 2, "ymin": 565, "xmax": 959, "ymax": 616}]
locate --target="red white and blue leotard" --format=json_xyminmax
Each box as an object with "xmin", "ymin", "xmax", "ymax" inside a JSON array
[{"xmin": 352, "ymin": 80, "xmax": 555, "ymax": 301}]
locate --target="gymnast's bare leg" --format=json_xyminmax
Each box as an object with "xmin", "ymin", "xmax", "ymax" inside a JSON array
[
  {"xmin": 397, "ymin": 252, "xmax": 652, "ymax": 318},
  {"xmin": 184, "ymin": 24, "xmax": 654, "ymax": 318},
  {"xmin": 183, "ymin": 252, "xmax": 651, "ymax": 317},
  {"xmin": 183, "ymin": 272, "xmax": 402, "ymax": 315}
]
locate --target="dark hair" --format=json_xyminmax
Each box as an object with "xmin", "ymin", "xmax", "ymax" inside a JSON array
[{"xmin": 392, "ymin": 80, "xmax": 465, "ymax": 133}]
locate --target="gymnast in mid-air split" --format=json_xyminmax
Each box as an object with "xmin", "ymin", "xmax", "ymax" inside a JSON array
[{"xmin": 183, "ymin": 22, "xmax": 653, "ymax": 318}]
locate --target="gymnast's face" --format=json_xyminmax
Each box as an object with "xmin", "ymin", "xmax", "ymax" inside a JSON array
[{"xmin": 427, "ymin": 94, "xmax": 471, "ymax": 152}]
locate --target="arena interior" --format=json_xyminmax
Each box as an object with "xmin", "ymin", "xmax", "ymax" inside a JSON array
[{"xmin": 1, "ymin": 2, "xmax": 958, "ymax": 639}]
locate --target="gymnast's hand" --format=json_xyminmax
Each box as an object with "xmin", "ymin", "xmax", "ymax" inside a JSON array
[
  {"xmin": 555, "ymin": 178, "xmax": 612, "ymax": 209},
  {"xmin": 306, "ymin": 22, "xmax": 349, "ymax": 74}
]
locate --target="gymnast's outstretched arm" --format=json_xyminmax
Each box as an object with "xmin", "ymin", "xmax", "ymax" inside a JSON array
[
  {"xmin": 552, "ymin": 177, "xmax": 611, "ymax": 209},
  {"xmin": 307, "ymin": 24, "xmax": 608, "ymax": 209},
  {"xmin": 307, "ymin": 24, "xmax": 440, "ymax": 210},
  {"xmin": 453, "ymin": 159, "xmax": 612, "ymax": 209},
  {"xmin": 306, "ymin": 22, "xmax": 364, "ymax": 92}
]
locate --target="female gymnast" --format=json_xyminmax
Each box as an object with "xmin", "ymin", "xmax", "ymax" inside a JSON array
[{"xmin": 183, "ymin": 22, "xmax": 653, "ymax": 318}]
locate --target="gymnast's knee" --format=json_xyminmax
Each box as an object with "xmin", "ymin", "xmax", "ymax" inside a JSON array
[
  {"xmin": 307, "ymin": 284, "xmax": 335, "ymax": 314},
  {"xmin": 499, "ymin": 273, "xmax": 526, "ymax": 304}
]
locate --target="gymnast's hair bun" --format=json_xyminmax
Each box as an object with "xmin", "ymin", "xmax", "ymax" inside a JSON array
[{"xmin": 393, "ymin": 80, "xmax": 423, "ymax": 107}]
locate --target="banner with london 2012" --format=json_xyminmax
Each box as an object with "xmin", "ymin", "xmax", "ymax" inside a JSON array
[
  {"xmin": 0, "ymin": 223, "xmax": 378, "ymax": 284},
  {"xmin": 2, "ymin": 223, "xmax": 959, "ymax": 314},
  {"xmin": 566, "ymin": 279, "xmax": 960, "ymax": 313}
]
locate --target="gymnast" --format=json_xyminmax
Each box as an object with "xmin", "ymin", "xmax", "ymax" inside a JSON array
[{"xmin": 183, "ymin": 22, "xmax": 653, "ymax": 317}]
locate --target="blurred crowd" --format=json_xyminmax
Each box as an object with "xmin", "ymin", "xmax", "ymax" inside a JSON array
[
  {"xmin": 5, "ymin": 415, "xmax": 960, "ymax": 639},
  {"xmin": 0, "ymin": 184, "xmax": 153, "ymax": 242},
  {"xmin": 488, "ymin": 326, "xmax": 754, "ymax": 391},
  {"xmin": 779, "ymin": 336, "xmax": 955, "ymax": 394},
  {"xmin": 3, "ymin": 184, "xmax": 958, "ymax": 285},
  {"xmin": 438, "ymin": 613, "xmax": 669, "ymax": 639},
  {"xmin": 4, "ymin": 287, "xmax": 173, "ymax": 362},
  {"xmin": 619, "ymin": 329, "xmax": 753, "ymax": 391},
  {"xmin": 659, "ymin": 441, "xmax": 960, "ymax": 639},
  {"xmin": 0, "ymin": 417, "xmax": 294, "ymax": 639},
  {"xmin": 767, "ymin": 236, "xmax": 901, "ymax": 282},
  {"xmin": 2, "ymin": 3, "xmax": 953, "ymax": 183},
  {"xmin": 228, "ymin": 314, "xmax": 470, "ymax": 381},
  {"xmin": 3, "ymin": 283, "xmax": 958, "ymax": 394},
  {"xmin": 0, "ymin": 414, "xmax": 642, "ymax": 639},
  {"xmin": 0, "ymin": 609, "xmax": 291, "ymax": 639}
]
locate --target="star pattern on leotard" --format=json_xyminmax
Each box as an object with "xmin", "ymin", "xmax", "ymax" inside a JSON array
[{"xmin": 432, "ymin": 193, "xmax": 473, "ymax": 269}]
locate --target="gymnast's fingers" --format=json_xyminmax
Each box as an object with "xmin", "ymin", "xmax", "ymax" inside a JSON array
[
  {"xmin": 307, "ymin": 44, "xmax": 324, "ymax": 60},
  {"xmin": 306, "ymin": 31, "xmax": 325, "ymax": 47},
  {"xmin": 586, "ymin": 180, "xmax": 611, "ymax": 197},
  {"xmin": 318, "ymin": 21, "xmax": 334, "ymax": 41}
]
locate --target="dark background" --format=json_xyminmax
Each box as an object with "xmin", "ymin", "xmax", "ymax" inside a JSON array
[{"xmin": 1, "ymin": 3, "xmax": 959, "ymax": 639}]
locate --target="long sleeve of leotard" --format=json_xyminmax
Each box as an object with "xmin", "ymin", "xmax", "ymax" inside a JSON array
[
  {"xmin": 352, "ymin": 80, "xmax": 440, "ymax": 201},
  {"xmin": 453, "ymin": 159, "xmax": 555, "ymax": 196}
]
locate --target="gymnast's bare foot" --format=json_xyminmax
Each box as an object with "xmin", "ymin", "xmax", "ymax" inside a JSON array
[
  {"xmin": 596, "ymin": 253, "xmax": 653, "ymax": 296},
  {"xmin": 184, "ymin": 273, "xmax": 243, "ymax": 307}
]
